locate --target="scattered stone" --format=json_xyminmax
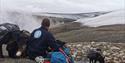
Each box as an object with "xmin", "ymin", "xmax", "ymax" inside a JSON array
[{"xmin": 67, "ymin": 42, "xmax": 125, "ymax": 63}]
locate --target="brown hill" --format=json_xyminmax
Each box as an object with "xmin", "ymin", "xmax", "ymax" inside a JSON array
[{"xmin": 50, "ymin": 23, "xmax": 125, "ymax": 43}]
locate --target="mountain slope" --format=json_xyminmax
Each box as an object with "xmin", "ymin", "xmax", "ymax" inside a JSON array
[
  {"xmin": 53, "ymin": 24, "xmax": 125, "ymax": 43},
  {"xmin": 77, "ymin": 10, "xmax": 125, "ymax": 27}
]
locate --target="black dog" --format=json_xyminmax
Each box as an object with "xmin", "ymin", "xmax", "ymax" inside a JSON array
[
  {"xmin": 87, "ymin": 48, "xmax": 105, "ymax": 63},
  {"xmin": 0, "ymin": 23, "xmax": 30, "ymax": 58}
]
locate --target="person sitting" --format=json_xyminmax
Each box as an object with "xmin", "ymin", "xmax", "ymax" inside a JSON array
[{"xmin": 26, "ymin": 18, "xmax": 63, "ymax": 60}]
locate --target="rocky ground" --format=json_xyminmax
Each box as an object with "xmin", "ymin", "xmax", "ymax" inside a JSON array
[
  {"xmin": 67, "ymin": 42, "xmax": 125, "ymax": 63},
  {"xmin": 0, "ymin": 42, "xmax": 125, "ymax": 63}
]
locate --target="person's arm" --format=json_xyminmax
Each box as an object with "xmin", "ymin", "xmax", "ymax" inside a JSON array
[
  {"xmin": 47, "ymin": 33, "xmax": 71, "ymax": 62},
  {"xmin": 47, "ymin": 33, "xmax": 60, "ymax": 51}
]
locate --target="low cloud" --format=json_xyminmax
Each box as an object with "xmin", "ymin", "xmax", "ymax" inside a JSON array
[{"xmin": 0, "ymin": 0, "xmax": 124, "ymax": 13}]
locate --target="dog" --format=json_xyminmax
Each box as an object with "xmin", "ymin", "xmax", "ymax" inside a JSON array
[{"xmin": 87, "ymin": 48, "xmax": 105, "ymax": 63}]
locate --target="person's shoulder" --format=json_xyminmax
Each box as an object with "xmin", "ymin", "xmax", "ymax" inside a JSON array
[
  {"xmin": 33, "ymin": 27, "xmax": 41, "ymax": 32},
  {"xmin": 44, "ymin": 30, "xmax": 51, "ymax": 34},
  {"xmin": 30, "ymin": 28, "xmax": 40, "ymax": 35},
  {"xmin": 32, "ymin": 28, "xmax": 43, "ymax": 38},
  {"xmin": 46, "ymin": 31, "xmax": 54, "ymax": 37}
]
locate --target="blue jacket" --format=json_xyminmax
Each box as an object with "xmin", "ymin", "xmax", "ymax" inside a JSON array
[{"xmin": 27, "ymin": 26, "xmax": 60, "ymax": 59}]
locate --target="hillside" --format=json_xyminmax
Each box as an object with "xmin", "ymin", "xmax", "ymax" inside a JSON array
[
  {"xmin": 50, "ymin": 24, "xmax": 125, "ymax": 43},
  {"xmin": 50, "ymin": 10, "xmax": 125, "ymax": 43}
]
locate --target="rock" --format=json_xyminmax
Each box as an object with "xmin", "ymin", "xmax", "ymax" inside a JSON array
[
  {"xmin": 67, "ymin": 42, "xmax": 125, "ymax": 62},
  {"xmin": 111, "ymin": 46, "xmax": 120, "ymax": 50}
]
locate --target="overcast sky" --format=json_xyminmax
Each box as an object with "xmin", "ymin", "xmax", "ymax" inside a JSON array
[{"xmin": 0, "ymin": 0, "xmax": 125, "ymax": 13}]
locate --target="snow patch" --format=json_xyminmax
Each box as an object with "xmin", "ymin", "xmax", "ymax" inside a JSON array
[{"xmin": 76, "ymin": 10, "xmax": 125, "ymax": 27}]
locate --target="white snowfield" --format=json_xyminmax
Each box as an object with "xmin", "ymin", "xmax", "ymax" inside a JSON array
[
  {"xmin": 34, "ymin": 12, "xmax": 107, "ymax": 20},
  {"xmin": 76, "ymin": 10, "xmax": 125, "ymax": 27},
  {"xmin": 0, "ymin": 10, "xmax": 124, "ymax": 32}
]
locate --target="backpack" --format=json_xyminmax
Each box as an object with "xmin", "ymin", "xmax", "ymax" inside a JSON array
[
  {"xmin": 50, "ymin": 40, "xmax": 74, "ymax": 63},
  {"xmin": 50, "ymin": 48, "xmax": 74, "ymax": 63},
  {"xmin": 51, "ymin": 52, "xmax": 68, "ymax": 63}
]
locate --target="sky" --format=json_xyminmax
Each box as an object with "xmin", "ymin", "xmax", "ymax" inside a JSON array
[{"xmin": 0, "ymin": 0, "xmax": 125, "ymax": 13}]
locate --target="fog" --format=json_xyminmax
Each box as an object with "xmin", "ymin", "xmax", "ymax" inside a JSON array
[
  {"xmin": 0, "ymin": 0, "xmax": 124, "ymax": 13},
  {"xmin": 0, "ymin": 0, "xmax": 124, "ymax": 32}
]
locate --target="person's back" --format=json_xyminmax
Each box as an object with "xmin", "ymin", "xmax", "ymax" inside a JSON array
[{"xmin": 27, "ymin": 18, "xmax": 60, "ymax": 60}]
